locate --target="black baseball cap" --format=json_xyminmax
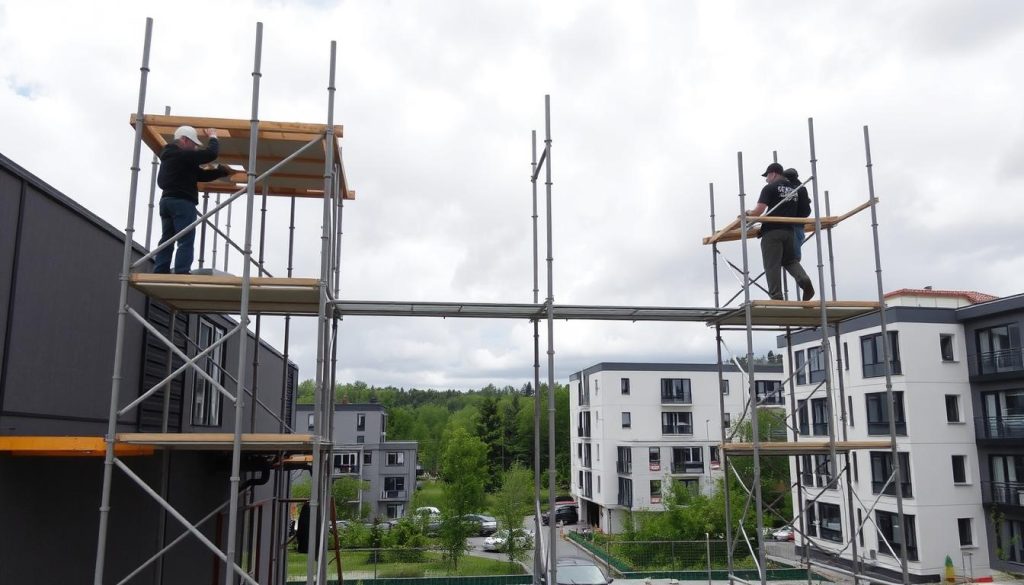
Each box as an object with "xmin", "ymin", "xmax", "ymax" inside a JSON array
[{"xmin": 761, "ymin": 162, "xmax": 784, "ymax": 177}]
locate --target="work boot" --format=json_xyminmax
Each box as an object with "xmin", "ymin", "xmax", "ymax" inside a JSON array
[{"xmin": 802, "ymin": 283, "xmax": 815, "ymax": 301}]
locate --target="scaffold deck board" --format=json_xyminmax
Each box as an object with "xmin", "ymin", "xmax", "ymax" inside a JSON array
[
  {"xmin": 116, "ymin": 433, "xmax": 317, "ymax": 451},
  {"xmin": 722, "ymin": 440, "xmax": 893, "ymax": 456},
  {"xmin": 130, "ymin": 273, "xmax": 322, "ymax": 315},
  {"xmin": 333, "ymin": 300, "xmax": 729, "ymax": 321},
  {"xmin": 702, "ymin": 200, "xmax": 875, "ymax": 245},
  {"xmin": 715, "ymin": 300, "xmax": 880, "ymax": 326},
  {"xmin": 0, "ymin": 436, "xmax": 154, "ymax": 456},
  {"xmin": 131, "ymin": 113, "xmax": 355, "ymax": 199}
]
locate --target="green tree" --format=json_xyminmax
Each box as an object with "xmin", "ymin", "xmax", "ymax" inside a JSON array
[
  {"xmin": 477, "ymin": 396, "xmax": 503, "ymax": 490},
  {"xmin": 493, "ymin": 465, "xmax": 534, "ymax": 566},
  {"xmin": 438, "ymin": 426, "xmax": 488, "ymax": 570},
  {"xmin": 731, "ymin": 408, "xmax": 793, "ymax": 523},
  {"xmin": 331, "ymin": 477, "xmax": 369, "ymax": 520}
]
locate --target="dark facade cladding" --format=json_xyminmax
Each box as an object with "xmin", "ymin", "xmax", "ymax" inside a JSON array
[{"xmin": 0, "ymin": 152, "xmax": 298, "ymax": 584}]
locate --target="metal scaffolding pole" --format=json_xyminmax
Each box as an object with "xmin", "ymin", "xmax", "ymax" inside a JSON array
[
  {"xmin": 145, "ymin": 104, "xmax": 172, "ymax": 250},
  {"xmin": 155, "ymin": 309, "xmax": 177, "ymax": 585},
  {"xmin": 93, "ymin": 17, "xmax": 152, "ymax": 585},
  {"xmin": 542, "ymin": 95, "xmax": 558, "ymax": 585},
  {"xmin": 530, "ymin": 129, "xmax": 543, "ymax": 585},
  {"xmin": 736, "ymin": 151, "xmax": 768, "ymax": 585},
  {"xmin": 864, "ymin": 125, "xmax": 910, "ymax": 585},
  {"xmin": 307, "ymin": 39, "xmax": 338, "ymax": 585},
  {"xmin": 222, "ymin": 21, "xmax": 264, "ymax": 585}
]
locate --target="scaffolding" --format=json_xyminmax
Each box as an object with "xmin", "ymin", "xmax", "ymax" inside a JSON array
[
  {"xmin": 705, "ymin": 120, "xmax": 909, "ymax": 585},
  {"xmin": 82, "ymin": 16, "xmax": 906, "ymax": 585}
]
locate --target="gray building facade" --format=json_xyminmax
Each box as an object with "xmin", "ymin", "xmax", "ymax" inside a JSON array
[
  {"xmin": 0, "ymin": 153, "xmax": 298, "ymax": 584},
  {"xmin": 295, "ymin": 402, "xmax": 419, "ymax": 520}
]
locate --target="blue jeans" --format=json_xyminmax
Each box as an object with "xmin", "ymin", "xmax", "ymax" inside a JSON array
[{"xmin": 154, "ymin": 197, "xmax": 198, "ymax": 274}]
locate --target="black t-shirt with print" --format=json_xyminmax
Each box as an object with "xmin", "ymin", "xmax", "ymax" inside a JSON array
[{"xmin": 757, "ymin": 179, "xmax": 798, "ymax": 232}]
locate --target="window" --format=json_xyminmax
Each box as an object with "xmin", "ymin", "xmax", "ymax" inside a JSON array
[
  {"xmin": 356, "ymin": 435, "xmax": 364, "ymax": 444},
  {"xmin": 797, "ymin": 400, "xmax": 809, "ymax": 435},
  {"xmin": 596, "ymin": 444, "xmax": 600, "ymax": 461},
  {"xmin": 940, "ymin": 334, "xmax": 956, "ymax": 362},
  {"xmin": 677, "ymin": 478, "xmax": 700, "ymax": 496},
  {"xmin": 756, "ymin": 380, "xmax": 784, "ymax": 405},
  {"xmin": 191, "ymin": 318, "xmax": 226, "ymax": 427},
  {"xmin": 722, "ymin": 412, "xmax": 731, "ymax": 428},
  {"xmin": 876, "ymin": 511, "xmax": 918, "ymax": 561},
  {"xmin": 661, "ymin": 378, "xmax": 692, "ymax": 403},
  {"xmin": 975, "ymin": 323, "xmax": 1022, "ymax": 375},
  {"xmin": 808, "ymin": 346, "xmax": 826, "ymax": 383},
  {"xmin": 597, "ymin": 475, "xmax": 601, "ymax": 494},
  {"xmin": 843, "ymin": 342, "xmax": 849, "ymax": 371},
  {"xmin": 583, "ymin": 471, "xmax": 593, "ymax": 497},
  {"xmin": 334, "ymin": 452, "xmax": 358, "ymax": 473},
  {"xmin": 617, "ymin": 477, "xmax": 633, "ymax": 507},
  {"xmin": 577, "ymin": 443, "xmax": 582, "ymax": 459},
  {"xmin": 795, "ymin": 350, "xmax": 807, "ymax": 385},
  {"xmin": 594, "ymin": 378, "xmax": 599, "ymax": 393},
  {"xmin": 650, "ymin": 480, "xmax": 662, "ymax": 504},
  {"xmin": 709, "ymin": 446, "xmax": 720, "ymax": 464},
  {"xmin": 865, "ymin": 391, "xmax": 906, "ymax": 435},
  {"xmin": 307, "ymin": 413, "xmax": 315, "ymax": 431},
  {"xmin": 811, "ymin": 398, "xmax": 829, "ymax": 436},
  {"xmin": 363, "ymin": 451, "xmax": 372, "ymax": 465},
  {"xmin": 621, "ymin": 412, "xmax": 632, "ymax": 428},
  {"xmin": 847, "ymin": 396, "xmax": 854, "ymax": 426},
  {"xmin": 662, "ymin": 411, "xmax": 693, "ymax": 435},
  {"xmin": 386, "ymin": 451, "xmax": 404, "ymax": 466},
  {"xmin": 818, "ymin": 503, "xmax": 842, "ymax": 542},
  {"xmin": 616, "ymin": 446, "xmax": 632, "ymax": 474},
  {"xmin": 799, "ymin": 455, "xmax": 814, "ymax": 487},
  {"xmin": 584, "ymin": 444, "xmax": 592, "ymax": 468},
  {"xmin": 958, "ymin": 518, "xmax": 973, "ymax": 546},
  {"xmin": 861, "ymin": 331, "xmax": 901, "ymax": 378},
  {"xmin": 814, "ymin": 454, "xmax": 834, "ymax": 488},
  {"xmin": 621, "ymin": 378, "xmax": 630, "ymax": 394},
  {"xmin": 952, "ymin": 455, "xmax": 967, "ymax": 484},
  {"xmin": 578, "ymin": 412, "xmax": 592, "ymax": 437},
  {"xmin": 870, "ymin": 451, "xmax": 912, "ymax": 497},
  {"xmin": 578, "ymin": 470, "xmax": 583, "ymax": 489},
  {"xmin": 649, "ymin": 447, "xmax": 661, "ymax": 471},
  {"xmin": 386, "ymin": 503, "xmax": 404, "ymax": 519},
  {"xmin": 383, "ymin": 476, "xmax": 406, "ymax": 498},
  {"xmin": 852, "ymin": 451, "xmax": 859, "ymax": 482},
  {"xmin": 356, "ymin": 413, "xmax": 366, "ymax": 431},
  {"xmin": 805, "ymin": 503, "xmax": 817, "ymax": 537},
  {"xmin": 721, "ymin": 379, "xmax": 730, "ymax": 395},
  {"xmin": 946, "ymin": 395, "xmax": 961, "ymax": 423},
  {"xmin": 857, "ymin": 509, "xmax": 864, "ymax": 546},
  {"xmin": 673, "ymin": 446, "xmax": 703, "ymax": 474}
]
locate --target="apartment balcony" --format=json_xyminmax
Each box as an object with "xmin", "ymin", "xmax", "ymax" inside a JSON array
[
  {"xmin": 661, "ymin": 393, "xmax": 692, "ymax": 405},
  {"xmin": 334, "ymin": 464, "xmax": 360, "ymax": 474},
  {"xmin": 380, "ymin": 490, "xmax": 407, "ymax": 500},
  {"xmin": 756, "ymin": 393, "xmax": 785, "ymax": 407},
  {"xmin": 671, "ymin": 461, "xmax": 705, "ymax": 474},
  {"xmin": 982, "ymin": 481, "xmax": 1024, "ymax": 508},
  {"xmin": 975, "ymin": 415, "xmax": 1024, "ymax": 441},
  {"xmin": 661, "ymin": 424, "xmax": 693, "ymax": 435},
  {"xmin": 970, "ymin": 349, "xmax": 1024, "ymax": 379},
  {"xmin": 616, "ymin": 460, "xmax": 632, "ymax": 474}
]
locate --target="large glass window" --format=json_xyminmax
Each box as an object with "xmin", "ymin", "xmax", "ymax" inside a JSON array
[
  {"xmin": 755, "ymin": 380, "xmax": 784, "ymax": 405},
  {"xmin": 660, "ymin": 378, "xmax": 692, "ymax": 404},
  {"xmin": 870, "ymin": 451, "xmax": 913, "ymax": 497},
  {"xmin": 621, "ymin": 412, "xmax": 631, "ymax": 428},
  {"xmin": 876, "ymin": 511, "xmax": 918, "ymax": 561},
  {"xmin": 811, "ymin": 398, "xmax": 830, "ymax": 436},
  {"xmin": 865, "ymin": 391, "xmax": 906, "ymax": 435},
  {"xmin": 386, "ymin": 451, "xmax": 405, "ymax": 466},
  {"xmin": 672, "ymin": 446, "xmax": 703, "ymax": 474},
  {"xmin": 650, "ymin": 480, "xmax": 662, "ymax": 503},
  {"xmin": 975, "ymin": 323, "xmax": 1022, "ymax": 375},
  {"xmin": 818, "ymin": 503, "xmax": 843, "ymax": 542},
  {"xmin": 808, "ymin": 346, "xmax": 826, "ymax": 383},
  {"xmin": 861, "ymin": 331, "xmax": 902, "ymax": 378},
  {"xmin": 616, "ymin": 446, "xmax": 632, "ymax": 474},
  {"xmin": 383, "ymin": 476, "xmax": 406, "ymax": 499},
  {"xmin": 618, "ymin": 477, "xmax": 633, "ymax": 507},
  {"xmin": 191, "ymin": 318, "xmax": 226, "ymax": 427},
  {"xmin": 661, "ymin": 411, "xmax": 693, "ymax": 435},
  {"xmin": 795, "ymin": 350, "xmax": 807, "ymax": 385},
  {"xmin": 946, "ymin": 395, "xmax": 961, "ymax": 423}
]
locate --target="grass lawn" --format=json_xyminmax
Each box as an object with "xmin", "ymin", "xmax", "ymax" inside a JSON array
[{"xmin": 287, "ymin": 549, "xmax": 525, "ymax": 579}]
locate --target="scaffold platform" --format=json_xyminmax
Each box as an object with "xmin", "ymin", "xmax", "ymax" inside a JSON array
[
  {"xmin": 721, "ymin": 440, "xmax": 894, "ymax": 456},
  {"xmin": 130, "ymin": 273, "xmax": 322, "ymax": 315},
  {"xmin": 714, "ymin": 300, "xmax": 881, "ymax": 326}
]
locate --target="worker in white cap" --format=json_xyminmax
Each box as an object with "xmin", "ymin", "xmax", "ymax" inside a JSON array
[{"xmin": 154, "ymin": 126, "xmax": 232, "ymax": 274}]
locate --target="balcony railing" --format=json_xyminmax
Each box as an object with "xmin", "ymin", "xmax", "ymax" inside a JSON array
[
  {"xmin": 334, "ymin": 464, "xmax": 360, "ymax": 474},
  {"xmin": 671, "ymin": 461, "xmax": 705, "ymax": 474},
  {"xmin": 982, "ymin": 481, "xmax": 1024, "ymax": 507},
  {"xmin": 970, "ymin": 349, "xmax": 1024, "ymax": 377},
  {"xmin": 863, "ymin": 360, "xmax": 902, "ymax": 378},
  {"xmin": 756, "ymin": 393, "xmax": 785, "ymax": 406},
  {"xmin": 976, "ymin": 415, "xmax": 1024, "ymax": 440},
  {"xmin": 381, "ymin": 490, "xmax": 407, "ymax": 500},
  {"xmin": 662, "ymin": 424, "xmax": 692, "ymax": 435},
  {"xmin": 872, "ymin": 479, "xmax": 913, "ymax": 499},
  {"xmin": 661, "ymin": 393, "xmax": 692, "ymax": 405},
  {"xmin": 616, "ymin": 460, "xmax": 632, "ymax": 474},
  {"xmin": 867, "ymin": 420, "xmax": 907, "ymax": 436}
]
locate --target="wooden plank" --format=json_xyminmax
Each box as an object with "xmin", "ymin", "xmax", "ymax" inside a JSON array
[
  {"xmin": 131, "ymin": 114, "xmax": 344, "ymax": 138},
  {"xmin": 0, "ymin": 436, "xmax": 154, "ymax": 456},
  {"xmin": 838, "ymin": 199, "xmax": 876, "ymax": 222},
  {"xmin": 131, "ymin": 274, "xmax": 319, "ymax": 287},
  {"xmin": 702, "ymin": 202, "xmax": 871, "ymax": 245},
  {"xmin": 721, "ymin": 440, "xmax": 892, "ymax": 455},
  {"xmin": 117, "ymin": 432, "xmax": 317, "ymax": 451}
]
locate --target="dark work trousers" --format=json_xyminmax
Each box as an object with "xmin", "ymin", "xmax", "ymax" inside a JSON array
[
  {"xmin": 761, "ymin": 229, "xmax": 812, "ymax": 300},
  {"xmin": 154, "ymin": 197, "xmax": 198, "ymax": 274}
]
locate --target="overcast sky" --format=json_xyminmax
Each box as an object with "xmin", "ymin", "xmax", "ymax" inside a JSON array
[{"xmin": 2, "ymin": 0, "xmax": 1023, "ymax": 390}]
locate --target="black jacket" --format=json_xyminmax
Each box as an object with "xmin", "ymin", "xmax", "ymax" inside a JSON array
[{"xmin": 157, "ymin": 137, "xmax": 228, "ymax": 204}]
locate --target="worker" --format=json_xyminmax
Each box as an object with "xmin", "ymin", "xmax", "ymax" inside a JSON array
[
  {"xmin": 153, "ymin": 126, "xmax": 232, "ymax": 274},
  {"xmin": 783, "ymin": 167, "xmax": 811, "ymax": 261},
  {"xmin": 745, "ymin": 162, "xmax": 814, "ymax": 301}
]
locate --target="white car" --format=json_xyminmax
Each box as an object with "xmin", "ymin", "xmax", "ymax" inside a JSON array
[
  {"xmin": 771, "ymin": 526, "xmax": 795, "ymax": 541},
  {"xmin": 482, "ymin": 528, "xmax": 534, "ymax": 552}
]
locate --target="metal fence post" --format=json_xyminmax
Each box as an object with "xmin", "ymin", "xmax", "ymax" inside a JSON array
[{"xmin": 706, "ymin": 534, "xmax": 712, "ymax": 585}]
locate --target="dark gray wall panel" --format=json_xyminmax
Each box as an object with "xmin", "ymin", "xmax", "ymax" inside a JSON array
[{"xmin": 0, "ymin": 168, "xmax": 23, "ymax": 406}]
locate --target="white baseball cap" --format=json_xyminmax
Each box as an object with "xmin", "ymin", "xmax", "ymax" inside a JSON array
[{"xmin": 173, "ymin": 125, "xmax": 203, "ymax": 146}]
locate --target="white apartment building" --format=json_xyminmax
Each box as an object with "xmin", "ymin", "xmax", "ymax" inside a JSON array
[
  {"xmin": 568, "ymin": 362, "xmax": 785, "ymax": 534},
  {"xmin": 782, "ymin": 289, "xmax": 996, "ymax": 583}
]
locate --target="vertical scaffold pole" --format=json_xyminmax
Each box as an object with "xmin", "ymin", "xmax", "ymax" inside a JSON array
[
  {"xmin": 710, "ymin": 184, "xmax": 735, "ymax": 585},
  {"xmin": 736, "ymin": 151, "xmax": 768, "ymax": 585},
  {"xmin": 224, "ymin": 21, "xmax": 263, "ymax": 585},
  {"xmin": 155, "ymin": 309, "xmax": 177, "ymax": 585},
  {"xmin": 94, "ymin": 17, "xmax": 152, "ymax": 585},
  {"xmin": 864, "ymin": 125, "xmax": 910, "ymax": 585},
  {"xmin": 543, "ymin": 95, "xmax": 558, "ymax": 585},
  {"xmin": 531, "ymin": 129, "xmax": 543, "ymax": 585},
  {"xmin": 145, "ymin": 104, "xmax": 171, "ymax": 250},
  {"xmin": 308, "ymin": 39, "xmax": 338, "ymax": 585}
]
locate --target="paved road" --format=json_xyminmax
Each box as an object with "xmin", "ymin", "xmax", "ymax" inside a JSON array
[{"xmin": 464, "ymin": 515, "xmax": 588, "ymax": 575}]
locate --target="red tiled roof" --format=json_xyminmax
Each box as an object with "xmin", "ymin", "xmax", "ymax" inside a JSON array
[{"xmin": 885, "ymin": 288, "xmax": 998, "ymax": 304}]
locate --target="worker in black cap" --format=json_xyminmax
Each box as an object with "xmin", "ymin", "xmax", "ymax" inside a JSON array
[{"xmin": 745, "ymin": 162, "xmax": 814, "ymax": 301}]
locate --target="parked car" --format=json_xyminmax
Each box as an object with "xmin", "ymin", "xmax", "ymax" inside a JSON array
[
  {"xmin": 544, "ymin": 556, "xmax": 613, "ymax": 585},
  {"xmin": 482, "ymin": 528, "xmax": 534, "ymax": 552},
  {"xmin": 415, "ymin": 506, "xmax": 442, "ymax": 534},
  {"xmin": 771, "ymin": 526, "xmax": 795, "ymax": 541},
  {"xmin": 463, "ymin": 514, "xmax": 498, "ymax": 536},
  {"xmin": 541, "ymin": 504, "xmax": 578, "ymax": 525}
]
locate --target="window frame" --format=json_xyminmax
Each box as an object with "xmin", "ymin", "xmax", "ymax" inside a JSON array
[
  {"xmin": 945, "ymin": 394, "xmax": 961, "ymax": 423},
  {"xmin": 952, "ymin": 454, "xmax": 968, "ymax": 484},
  {"xmin": 621, "ymin": 377, "xmax": 630, "ymax": 395},
  {"xmin": 869, "ymin": 451, "xmax": 913, "ymax": 498},
  {"xmin": 191, "ymin": 318, "xmax": 226, "ymax": 427},
  {"xmin": 876, "ymin": 510, "xmax": 918, "ymax": 561},
  {"xmin": 621, "ymin": 411, "xmax": 632, "ymax": 429},
  {"xmin": 861, "ymin": 331, "xmax": 902, "ymax": 378},
  {"xmin": 865, "ymin": 391, "xmax": 907, "ymax": 436}
]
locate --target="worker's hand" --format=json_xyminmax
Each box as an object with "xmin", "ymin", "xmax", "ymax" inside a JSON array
[
  {"xmin": 218, "ymin": 164, "xmax": 233, "ymax": 177},
  {"xmin": 206, "ymin": 128, "xmax": 219, "ymax": 139}
]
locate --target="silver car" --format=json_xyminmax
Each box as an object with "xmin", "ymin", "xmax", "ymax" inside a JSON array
[{"xmin": 482, "ymin": 528, "xmax": 534, "ymax": 552}]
